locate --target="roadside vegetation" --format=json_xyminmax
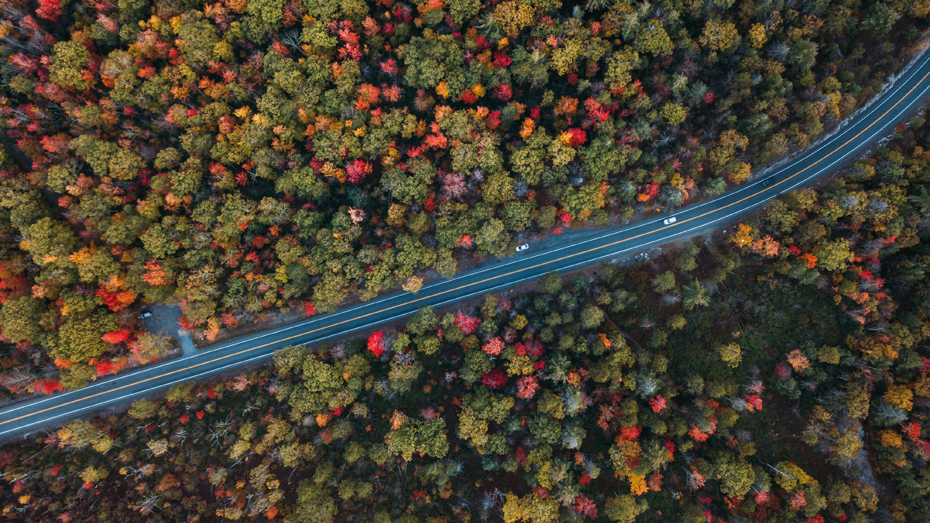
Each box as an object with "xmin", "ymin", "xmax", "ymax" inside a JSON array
[
  {"xmin": 2, "ymin": 115, "xmax": 930, "ymax": 522},
  {"xmin": 1, "ymin": 0, "xmax": 929, "ymax": 396}
]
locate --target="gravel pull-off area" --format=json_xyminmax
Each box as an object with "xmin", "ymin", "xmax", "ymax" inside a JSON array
[{"xmin": 139, "ymin": 303, "xmax": 196, "ymax": 356}]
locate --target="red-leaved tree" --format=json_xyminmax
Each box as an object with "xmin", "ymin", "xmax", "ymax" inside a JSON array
[
  {"xmin": 101, "ymin": 329, "xmax": 132, "ymax": 344},
  {"xmin": 304, "ymin": 302, "xmax": 317, "ymax": 317},
  {"xmin": 36, "ymin": 0, "xmax": 62, "ymax": 22},
  {"xmin": 482, "ymin": 337, "xmax": 504, "ymax": 356},
  {"xmin": 481, "ymin": 368, "xmax": 507, "ymax": 389},
  {"xmin": 573, "ymin": 495, "xmax": 598, "ymax": 519},
  {"xmin": 649, "ymin": 395, "xmax": 667, "ymax": 413},
  {"xmin": 346, "ymin": 160, "xmax": 370, "ymax": 184},
  {"xmin": 516, "ymin": 376, "xmax": 539, "ymax": 399},
  {"xmin": 455, "ymin": 311, "xmax": 481, "ymax": 335},
  {"xmin": 34, "ymin": 379, "xmax": 64, "ymax": 395},
  {"xmin": 367, "ymin": 331, "xmax": 385, "ymax": 357}
]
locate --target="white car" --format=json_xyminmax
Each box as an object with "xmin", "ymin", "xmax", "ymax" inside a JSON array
[
  {"xmin": 515, "ymin": 244, "xmax": 529, "ymax": 252},
  {"xmin": 139, "ymin": 311, "xmax": 153, "ymax": 319},
  {"xmin": 663, "ymin": 216, "xmax": 677, "ymax": 225}
]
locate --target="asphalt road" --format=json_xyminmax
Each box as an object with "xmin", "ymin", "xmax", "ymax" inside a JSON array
[{"xmin": 3, "ymin": 52, "xmax": 930, "ymax": 442}]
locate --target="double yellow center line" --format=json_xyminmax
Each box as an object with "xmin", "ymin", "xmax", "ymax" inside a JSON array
[{"xmin": 3, "ymin": 63, "xmax": 930, "ymax": 431}]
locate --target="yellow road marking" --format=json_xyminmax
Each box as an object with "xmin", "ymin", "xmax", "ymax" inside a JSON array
[{"xmin": 3, "ymin": 65, "xmax": 930, "ymax": 429}]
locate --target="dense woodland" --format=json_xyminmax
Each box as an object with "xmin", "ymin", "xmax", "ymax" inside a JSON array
[
  {"xmin": 1, "ymin": 0, "xmax": 930, "ymax": 520},
  {"xmin": 1, "ymin": 111, "xmax": 930, "ymax": 521},
  {"xmin": 0, "ymin": 0, "xmax": 929, "ymax": 394}
]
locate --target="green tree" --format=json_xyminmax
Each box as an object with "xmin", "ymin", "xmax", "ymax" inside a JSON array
[
  {"xmin": 24, "ymin": 217, "xmax": 79, "ymax": 268},
  {"xmin": 53, "ymin": 312, "xmax": 118, "ymax": 363},
  {"xmin": 862, "ymin": 2, "xmax": 898, "ymax": 38},
  {"xmin": 502, "ymin": 200, "xmax": 534, "ymax": 232},
  {"xmin": 107, "ymin": 149, "xmax": 144, "ymax": 180},
  {"xmin": 448, "ymin": 0, "xmax": 480, "ymax": 24},
  {"xmin": 0, "ymin": 295, "xmax": 44, "ymax": 344},
  {"xmin": 708, "ymin": 130, "xmax": 749, "ymax": 171},
  {"xmin": 652, "ymin": 271, "xmax": 676, "ymax": 293},
  {"xmin": 667, "ymin": 314, "xmax": 687, "ymax": 330},
  {"xmin": 49, "ymin": 40, "xmax": 91, "ymax": 90},
  {"xmin": 274, "ymin": 345, "xmax": 310, "ymax": 378},
  {"xmin": 845, "ymin": 381, "xmax": 871, "ymax": 419},
  {"xmin": 406, "ymin": 306, "xmax": 438, "ymax": 336},
  {"xmin": 787, "ymin": 40, "xmax": 818, "ymax": 72},
  {"xmin": 388, "ymin": 354, "xmax": 424, "ymax": 393},
  {"xmin": 482, "ymin": 173, "xmax": 517, "ymax": 206},
  {"xmin": 165, "ymin": 381, "xmax": 195, "ymax": 403},
  {"xmin": 465, "ymin": 387, "xmax": 515, "ymax": 423},
  {"xmin": 716, "ymin": 342, "xmax": 742, "ymax": 368},
  {"xmin": 278, "ymin": 350, "xmax": 347, "ymax": 417},
  {"xmin": 475, "ymin": 218, "xmax": 510, "ymax": 257},
  {"xmin": 549, "ymin": 37, "xmax": 585, "ymax": 76},
  {"xmin": 660, "ymin": 102, "xmax": 688, "ymax": 126},
  {"xmin": 682, "ymin": 280, "xmax": 709, "ymax": 310},
  {"xmin": 510, "ymin": 47, "xmax": 551, "ymax": 90},
  {"xmin": 288, "ymin": 482, "xmax": 337, "ymax": 523},
  {"xmin": 908, "ymin": 186, "xmax": 930, "ymax": 216},
  {"xmin": 762, "ymin": 199, "xmax": 800, "ymax": 233},
  {"xmin": 605, "ymin": 47, "xmax": 640, "ymax": 90},
  {"xmin": 402, "ymin": 35, "xmax": 470, "ymax": 94},
  {"xmin": 795, "ymin": 220, "xmax": 827, "ymax": 249},
  {"xmin": 69, "ymin": 136, "xmax": 120, "ymax": 178},
  {"xmin": 117, "ymin": 0, "xmax": 149, "ymax": 18},
  {"xmin": 604, "ymin": 495, "xmax": 648, "ymax": 523},
  {"xmin": 58, "ymin": 419, "xmax": 112, "ymax": 452},
  {"xmin": 773, "ymin": 461, "xmax": 814, "ymax": 491},
  {"xmin": 502, "ymin": 492, "xmax": 560, "ymax": 523},
  {"xmin": 312, "ymin": 272, "xmax": 352, "ymax": 314},
  {"xmin": 699, "ymin": 19, "xmax": 739, "ymax": 52},
  {"xmin": 141, "ymin": 223, "xmax": 179, "ymax": 259},
  {"xmin": 580, "ymin": 304, "xmax": 605, "ymax": 329},
  {"xmin": 248, "ymin": 0, "xmax": 285, "ymax": 28},
  {"xmin": 714, "ymin": 455, "xmax": 755, "ymax": 498},
  {"xmin": 675, "ymin": 253, "xmax": 696, "ymax": 272},
  {"xmin": 45, "ymin": 165, "xmax": 78, "ymax": 194},
  {"xmin": 637, "ymin": 23, "xmax": 673, "ymax": 56},
  {"xmin": 176, "ymin": 12, "xmax": 220, "ymax": 67},
  {"xmin": 59, "ymin": 363, "xmax": 96, "ymax": 390},
  {"xmin": 127, "ymin": 398, "xmax": 158, "ymax": 420},
  {"xmin": 829, "ymin": 430, "xmax": 863, "ymax": 465},
  {"xmin": 704, "ymin": 177, "xmax": 727, "ymax": 197},
  {"xmin": 582, "ymin": 137, "xmax": 627, "ymax": 182},
  {"xmin": 458, "ymin": 404, "xmax": 492, "ymax": 449},
  {"xmin": 816, "ymin": 239, "xmax": 854, "ymax": 272},
  {"xmin": 537, "ymin": 390, "xmax": 565, "ymax": 419},
  {"xmin": 539, "ymin": 271, "xmax": 563, "ymax": 295},
  {"xmin": 387, "ymin": 418, "xmax": 449, "ymax": 461}
]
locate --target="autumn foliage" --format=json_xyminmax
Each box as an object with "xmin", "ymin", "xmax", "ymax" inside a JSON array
[
  {"xmin": 101, "ymin": 329, "xmax": 131, "ymax": 345},
  {"xmin": 367, "ymin": 331, "xmax": 385, "ymax": 358},
  {"xmin": 0, "ymin": 0, "xmax": 927, "ymax": 520}
]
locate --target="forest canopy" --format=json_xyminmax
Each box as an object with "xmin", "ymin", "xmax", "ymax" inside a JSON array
[
  {"xmin": 0, "ymin": 0, "xmax": 928, "ymax": 516},
  {"xmin": 2, "ymin": 112, "xmax": 930, "ymax": 519},
  {"xmin": 0, "ymin": 0, "xmax": 927, "ymax": 393}
]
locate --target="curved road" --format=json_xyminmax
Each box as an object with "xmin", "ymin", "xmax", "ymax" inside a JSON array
[{"xmin": 3, "ymin": 52, "xmax": 930, "ymax": 441}]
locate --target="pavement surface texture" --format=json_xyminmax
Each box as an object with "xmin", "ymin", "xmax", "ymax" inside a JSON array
[{"xmin": 2, "ymin": 49, "xmax": 930, "ymax": 442}]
